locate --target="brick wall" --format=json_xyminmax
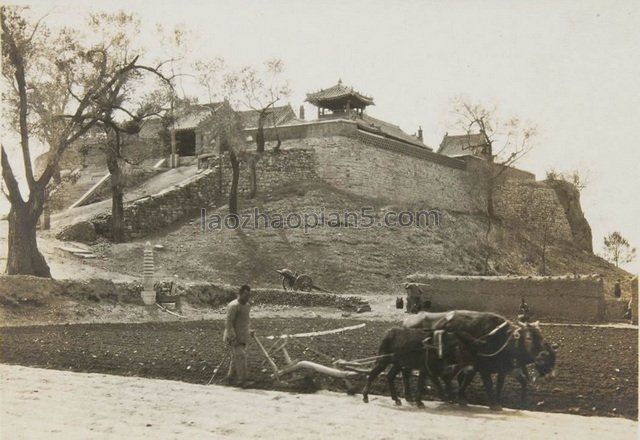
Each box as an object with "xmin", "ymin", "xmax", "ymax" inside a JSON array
[{"xmin": 405, "ymin": 274, "xmax": 606, "ymax": 322}]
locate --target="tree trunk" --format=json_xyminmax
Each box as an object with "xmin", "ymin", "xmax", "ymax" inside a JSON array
[
  {"xmin": 106, "ymin": 141, "xmax": 125, "ymax": 243},
  {"xmin": 256, "ymin": 111, "xmax": 266, "ymax": 153},
  {"xmin": 247, "ymin": 154, "xmax": 261, "ymax": 199},
  {"xmin": 5, "ymin": 198, "xmax": 51, "ymax": 277},
  {"xmin": 482, "ymin": 221, "xmax": 492, "ymax": 275},
  {"xmin": 482, "ymin": 185, "xmax": 495, "ymax": 274},
  {"xmin": 111, "ymin": 190, "xmax": 125, "ymax": 243},
  {"xmin": 274, "ymin": 130, "xmax": 282, "ymax": 151},
  {"xmin": 229, "ymin": 150, "xmax": 240, "ymax": 215}
]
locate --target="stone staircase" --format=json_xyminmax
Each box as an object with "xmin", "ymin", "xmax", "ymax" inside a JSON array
[
  {"xmin": 53, "ymin": 158, "xmax": 168, "ymax": 211},
  {"xmin": 50, "ymin": 167, "xmax": 108, "ymax": 211}
]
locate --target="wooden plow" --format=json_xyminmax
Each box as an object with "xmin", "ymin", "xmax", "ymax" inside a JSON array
[{"xmin": 253, "ymin": 323, "xmax": 371, "ymax": 392}]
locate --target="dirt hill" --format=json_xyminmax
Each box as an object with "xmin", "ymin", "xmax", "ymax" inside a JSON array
[{"xmin": 75, "ymin": 179, "xmax": 632, "ymax": 297}]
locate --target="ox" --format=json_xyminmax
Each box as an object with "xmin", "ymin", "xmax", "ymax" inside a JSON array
[
  {"xmin": 404, "ymin": 310, "xmax": 557, "ymax": 410},
  {"xmin": 361, "ymin": 327, "xmax": 475, "ymax": 407}
]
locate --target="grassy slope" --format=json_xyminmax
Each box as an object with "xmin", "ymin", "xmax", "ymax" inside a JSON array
[{"xmin": 83, "ymin": 179, "xmax": 632, "ymax": 296}]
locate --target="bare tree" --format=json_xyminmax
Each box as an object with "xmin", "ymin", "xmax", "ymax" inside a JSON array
[
  {"xmin": 226, "ymin": 59, "xmax": 291, "ymax": 198},
  {"xmin": 0, "ymin": 7, "xmax": 173, "ymax": 275},
  {"xmin": 198, "ymin": 104, "xmax": 245, "ymax": 215},
  {"xmin": 192, "ymin": 57, "xmax": 245, "ymax": 214},
  {"xmin": 451, "ymin": 97, "xmax": 537, "ymax": 273},
  {"xmin": 603, "ymin": 231, "xmax": 636, "ymax": 268},
  {"xmin": 233, "ymin": 59, "xmax": 291, "ymax": 153},
  {"xmin": 545, "ymin": 168, "xmax": 589, "ymax": 193},
  {"xmin": 80, "ymin": 13, "xmax": 177, "ymax": 243}
]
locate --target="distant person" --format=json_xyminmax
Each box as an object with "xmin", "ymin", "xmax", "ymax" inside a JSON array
[
  {"xmin": 223, "ymin": 284, "xmax": 254, "ymax": 388},
  {"xmin": 396, "ymin": 297, "xmax": 404, "ymax": 310},
  {"xmin": 613, "ymin": 280, "xmax": 622, "ymax": 299},
  {"xmin": 517, "ymin": 297, "xmax": 530, "ymax": 323}
]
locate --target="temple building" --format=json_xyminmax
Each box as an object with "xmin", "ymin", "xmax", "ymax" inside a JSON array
[
  {"xmin": 171, "ymin": 102, "xmax": 297, "ymax": 157},
  {"xmin": 306, "ymin": 79, "xmax": 375, "ymax": 119},
  {"xmin": 306, "ymin": 80, "xmax": 429, "ymax": 150},
  {"xmin": 437, "ymin": 132, "xmax": 491, "ymax": 158}
]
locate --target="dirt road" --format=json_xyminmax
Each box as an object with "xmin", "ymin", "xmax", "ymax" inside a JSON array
[{"xmin": 1, "ymin": 364, "xmax": 636, "ymax": 440}]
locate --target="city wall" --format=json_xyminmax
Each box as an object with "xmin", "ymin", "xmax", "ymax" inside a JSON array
[{"xmin": 74, "ymin": 119, "xmax": 585, "ymax": 251}]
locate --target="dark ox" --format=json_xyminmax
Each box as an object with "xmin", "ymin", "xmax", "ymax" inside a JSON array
[
  {"xmin": 361, "ymin": 327, "xmax": 474, "ymax": 407},
  {"xmin": 404, "ymin": 310, "xmax": 557, "ymax": 410}
]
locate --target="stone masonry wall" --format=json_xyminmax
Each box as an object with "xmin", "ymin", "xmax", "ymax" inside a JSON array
[
  {"xmin": 406, "ymin": 274, "xmax": 606, "ymax": 322},
  {"xmin": 215, "ymin": 136, "xmax": 483, "ymax": 213},
  {"xmin": 84, "ymin": 125, "xmax": 587, "ymax": 251},
  {"xmin": 493, "ymin": 180, "xmax": 575, "ymax": 243},
  {"xmin": 309, "ymin": 136, "xmax": 483, "ymax": 212},
  {"xmin": 92, "ymin": 168, "xmax": 221, "ymax": 240},
  {"xmin": 217, "ymin": 148, "xmax": 319, "ymax": 198}
]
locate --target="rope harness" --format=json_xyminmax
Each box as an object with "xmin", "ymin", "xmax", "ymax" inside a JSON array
[
  {"xmin": 340, "ymin": 320, "xmax": 524, "ymax": 377},
  {"xmin": 476, "ymin": 323, "xmax": 520, "ymax": 358}
]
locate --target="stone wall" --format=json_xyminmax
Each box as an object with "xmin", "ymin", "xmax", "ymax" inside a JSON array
[
  {"xmin": 214, "ymin": 136, "xmax": 482, "ymax": 212},
  {"xmin": 92, "ymin": 168, "xmax": 221, "ymax": 240},
  {"xmin": 405, "ymin": 274, "xmax": 606, "ymax": 323},
  {"xmin": 493, "ymin": 180, "xmax": 575, "ymax": 243},
  {"xmin": 217, "ymin": 148, "xmax": 319, "ymax": 198},
  {"xmin": 88, "ymin": 136, "xmax": 585, "ymax": 244},
  {"xmin": 0, "ymin": 276, "xmax": 368, "ymax": 312},
  {"xmin": 293, "ymin": 137, "xmax": 484, "ymax": 212},
  {"xmin": 66, "ymin": 118, "xmax": 588, "ymax": 252},
  {"xmin": 545, "ymin": 179, "xmax": 593, "ymax": 252},
  {"xmin": 0, "ymin": 275, "xmax": 142, "ymax": 305}
]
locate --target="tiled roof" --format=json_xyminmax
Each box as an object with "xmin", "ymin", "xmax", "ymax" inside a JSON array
[
  {"xmin": 237, "ymin": 105, "xmax": 297, "ymax": 129},
  {"xmin": 173, "ymin": 103, "xmax": 296, "ymax": 131},
  {"xmin": 437, "ymin": 133, "xmax": 489, "ymax": 156},
  {"xmin": 306, "ymin": 80, "xmax": 375, "ymax": 107},
  {"xmin": 173, "ymin": 102, "xmax": 226, "ymax": 131},
  {"xmin": 357, "ymin": 114, "xmax": 431, "ymax": 150}
]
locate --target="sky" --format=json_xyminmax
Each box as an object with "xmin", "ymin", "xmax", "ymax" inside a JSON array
[{"xmin": 2, "ymin": 0, "xmax": 639, "ymax": 273}]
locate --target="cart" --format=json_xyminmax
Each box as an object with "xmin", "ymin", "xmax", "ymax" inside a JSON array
[{"xmin": 275, "ymin": 268, "xmax": 323, "ymax": 292}]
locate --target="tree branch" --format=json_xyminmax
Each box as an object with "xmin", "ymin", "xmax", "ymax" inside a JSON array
[
  {"xmin": 0, "ymin": 144, "xmax": 25, "ymax": 205},
  {"xmin": 1, "ymin": 11, "xmax": 36, "ymax": 189}
]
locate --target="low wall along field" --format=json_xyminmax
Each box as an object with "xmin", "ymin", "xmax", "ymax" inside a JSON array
[
  {"xmin": 0, "ymin": 275, "xmax": 369, "ymax": 326},
  {"xmin": 405, "ymin": 274, "xmax": 606, "ymax": 323}
]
